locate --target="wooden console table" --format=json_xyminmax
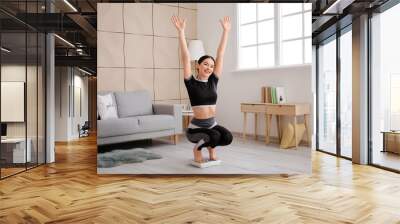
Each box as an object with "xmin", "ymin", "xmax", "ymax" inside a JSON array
[
  {"xmin": 381, "ymin": 131, "xmax": 400, "ymax": 154},
  {"xmin": 240, "ymin": 102, "xmax": 310, "ymax": 147}
]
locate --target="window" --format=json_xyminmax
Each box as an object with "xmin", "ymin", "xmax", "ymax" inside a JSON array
[
  {"xmin": 317, "ymin": 37, "xmax": 337, "ymax": 155},
  {"xmin": 390, "ymin": 74, "xmax": 400, "ymax": 130},
  {"xmin": 339, "ymin": 29, "xmax": 352, "ymax": 158},
  {"xmin": 370, "ymin": 2, "xmax": 400, "ymax": 171},
  {"xmin": 238, "ymin": 3, "xmax": 311, "ymax": 69},
  {"xmin": 280, "ymin": 4, "xmax": 312, "ymax": 65}
]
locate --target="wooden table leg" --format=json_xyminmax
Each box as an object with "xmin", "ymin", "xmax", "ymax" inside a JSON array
[
  {"xmin": 189, "ymin": 115, "xmax": 193, "ymax": 125},
  {"xmin": 294, "ymin": 116, "xmax": 298, "ymax": 149},
  {"xmin": 254, "ymin": 113, "xmax": 258, "ymax": 140},
  {"xmin": 183, "ymin": 116, "xmax": 188, "ymax": 129},
  {"xmin": 170, "ymin": 135, "xmax": 176, "ymax": 144},
  {"xmin": 277, "ymin": 115, "xmax": 281, "ymax": 143},
  {"xmin": 265, "ymin": 114, "xmax": 272, "ymax": 144},
  {"xmin": 243, "ymin": 112, "xmax": 247, "ymax": 140},
  {"xmin": 304, "ymin": 114, "xmax": 310, "ymax": 146},
  {"xmin": 265, "ymin": 114, "xmax": 268, "ymax": 144}
]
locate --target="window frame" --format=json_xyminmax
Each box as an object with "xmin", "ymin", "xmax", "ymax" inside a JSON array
[{"xmin": 237, "ymin": 3, "xmax": 312, "ymax": 70}]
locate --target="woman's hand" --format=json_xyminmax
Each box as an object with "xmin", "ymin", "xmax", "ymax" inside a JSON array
[
  {"xmin": 171, "ymin": 15, "xmax": 186, "ymax": 32},
  {"xmin": 220, "ymin": 16, "xmax": 231, "ymax": 32}
]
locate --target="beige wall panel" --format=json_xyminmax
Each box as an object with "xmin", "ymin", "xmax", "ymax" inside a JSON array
[
  {"xmin": 154, "ymin": 99, "xmax": 182, "ymax": 105},
  {"xmin": 125, "ymin": 34, "xmax": 154, "ymax": 68},
  {"xmin": 159, "ymin": 3, "xmax": 178, "ymax": 7},
  {"xmin": 179, "ymin": 8, "xmax": 197, "ymax": 39},
  {"xmin": 27, "ymin": 66, "xmax": 38, "ymax": 144},
  {"xmin": 123, "ymin": 3, "xmax": 153, "ymax": 35},
  {"xmin": 1, "ymin": 65, "xmax": 26, "ymax": 81},
  {"xmin": 97, "ymin": 3, "xmax": 124, "ymax": 32},
  {"xmin": 97, "ymin": 68, "xmax": 125, "ymax": 92},
  {"xmin": 154, "ymin": 69, "xmax": 180, "ymax": 100},
  {"xmin": 179, "ymin": 69, "xmax": 189, "ymax": 99},
  {"xmin": 6, "ymin": 123, "xmax": 25, "ymax": 138},
  {"xmin": 180, "ymin": 99, "xmax": 190, "ymax": 106},
  {"xmin": 125, "ymin": 68, "xmax": 154, "ymax": 99},
  {"xmin": 154, "ymin": 37, "xmax": 179, "ymax": 68},
  {"xmin": 97, "ymin": 31, "xmax": 124, "ymax": 67},
  {"xmin": 153, "ymin": 4, "xmax": 178, "ymax": 37},
  {"xmin": 178, "ymin": 3, "xmax": 197, "ymax": 10}
]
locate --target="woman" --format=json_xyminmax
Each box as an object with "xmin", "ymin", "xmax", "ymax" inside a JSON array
[{"xmin": 171, "ymin": 15, "xmax": 233, "ymax": 163}]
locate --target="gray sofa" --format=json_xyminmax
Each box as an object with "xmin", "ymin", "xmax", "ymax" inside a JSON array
[{"xmin": 97, "ymin": 90, "xmax": 182, "ymax": 146}]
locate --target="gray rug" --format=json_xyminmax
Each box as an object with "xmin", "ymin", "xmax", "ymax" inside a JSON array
[{"xmin": 98, "ymin": 148, "xmax": 162, "ymax": 168}]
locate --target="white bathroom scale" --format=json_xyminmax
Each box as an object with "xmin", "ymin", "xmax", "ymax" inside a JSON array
[{"xmin": 191, "ymin": 160, "xmax": 221, "ymax": 168}]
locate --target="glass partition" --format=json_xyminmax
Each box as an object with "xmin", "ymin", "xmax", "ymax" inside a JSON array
[
  {"xmin": 1, "ymin": 30, "xmax": 28, "ymax": 177},
  {"xmin": 317, "ymin": 36, "xmax": 337, "ymax": 155},
  {"xmin": 0, "ymin": 1, "xmax": 46, "ymax": 179},
  {"xmin": 339, "ymin": 28, "xmax": 352, "ymax": 158},
  {"xmin": 370, "ymin": 3, "xmax": 400, "ymax": 171}
]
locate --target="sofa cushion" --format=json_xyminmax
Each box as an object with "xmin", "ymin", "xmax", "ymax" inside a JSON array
[
  {"xmin": 136, "ymin": 115, "xmax": 175, "ymax": 133},
  {"xmin": 97, "ymin": 91, "xmax": 118, "ymax": 120},
  {"xmin": 98, "ymin": 117, "xmax": 141, "ymax": 138},
  {"xmin": 97, "ymin": 93, "xmax": 118, "ymax": 120},
  {"xmin": 115, "ymin": 90, "xmax": 153, "ymax": 118},
  {"xmin": 98, "ymin": 91, "xmax": 117, "ymax": 104}
]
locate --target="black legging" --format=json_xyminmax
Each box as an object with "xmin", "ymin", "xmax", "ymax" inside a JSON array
[{"xmin": 186, "ymin": 125, "xmax": 233, "ymax": 150}]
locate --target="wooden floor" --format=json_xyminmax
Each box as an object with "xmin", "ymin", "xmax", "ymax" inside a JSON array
[{"xmin": 1, "ymin": 135, "xmax": 400, "ymax": 223}]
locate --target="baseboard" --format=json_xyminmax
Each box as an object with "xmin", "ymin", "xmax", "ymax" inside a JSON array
[{"xmin": 231, "ymin": 131, "xmax": 309, "ymax": 146}]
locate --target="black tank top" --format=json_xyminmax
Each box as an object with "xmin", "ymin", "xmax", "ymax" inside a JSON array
[{"xmin": 184, "ymin": 73, "xmax": 218, "ymax": 107}]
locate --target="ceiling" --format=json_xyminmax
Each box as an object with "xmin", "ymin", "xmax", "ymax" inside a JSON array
[
  {"xmin": 311, "ymin": 0, "xmax": 391, "ymax": 43},
  {"xmin": 0, "ymin": 0, "xmax": 396, "ymax": 74}
]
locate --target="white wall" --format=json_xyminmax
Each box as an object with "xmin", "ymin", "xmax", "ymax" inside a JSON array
[
  {"xmin": 55, "ymin": 67, "xmax": 69, "ymax": 141},
  {"xmin": 197, "ymin": 3, "xmax": 313, "ymax": 140},
  {"xmin": 72, "ymin": 74, "xmax": 89, "ymax": 138},
  {"xmin": 55, "ymin": 67, "xmax": 89, "ymax": 141}
]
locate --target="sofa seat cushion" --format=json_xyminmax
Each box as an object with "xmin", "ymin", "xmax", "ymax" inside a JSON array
[
  {"xmin": 98, "ymin": 117, "xmax": 141, "ymax": 138},
  {"xmin": 136, "ymin": 115, "xmax": 175, "ymax": 133}
]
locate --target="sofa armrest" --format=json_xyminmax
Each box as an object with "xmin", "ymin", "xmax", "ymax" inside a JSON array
[{"xmin": 153, "ymin": 104, "xmax": 183, "ymax": 134}]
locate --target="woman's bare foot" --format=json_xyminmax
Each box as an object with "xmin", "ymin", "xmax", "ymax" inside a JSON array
[
  {"xmin": 207, "ymin": 147, "xmax": 218, "ymax": 161},
  {"xmin": 193, "ymin": 147, "xmax": 203, "ymax": 163}
]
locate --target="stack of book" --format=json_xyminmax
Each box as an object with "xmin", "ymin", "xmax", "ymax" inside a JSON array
[{"xmin": 261, "ymin": 86, "xmax": 286, "ymax": 104}]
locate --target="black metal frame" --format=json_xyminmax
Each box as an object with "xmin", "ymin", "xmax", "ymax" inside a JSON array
[
  {"xmin": 336, "ymin": 27, "xmax": 341, "ymax": 159},
  {"xmin": 367, "ymin": 11, "xmax": 373, "ymax": 166}
]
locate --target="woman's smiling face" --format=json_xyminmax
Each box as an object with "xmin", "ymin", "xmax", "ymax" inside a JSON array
[{"xmin": 197, "ymin": 58, "xmax": 215, "ymax": 78}]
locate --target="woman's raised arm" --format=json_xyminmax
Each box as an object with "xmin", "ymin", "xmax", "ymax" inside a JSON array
[
  {"xmin": 214, "ymin": 16, "xmax": 231, "ymax": 78},
  {"xmin": 171, "ymin": 15, "xmax": 191, "ymax": 79}
]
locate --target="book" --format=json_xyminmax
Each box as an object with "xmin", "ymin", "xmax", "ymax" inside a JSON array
[
  {"xmin": 271, "ymin": 87, "xmax": 277, "ymax": 104},
  {"xmin": 261, "ymin": 87, "xmax": 272, "ymax": 103},
  {"xmin": 261, "ymin": 87, "xmax": 266, "ymax": 103},
  {"xmin": 261, "ymin": 86, "xmax": 286, "ymax": 104},
  {"xmin": 276, "ymin": 87, "xmax": 286, "ymax": 104}
]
